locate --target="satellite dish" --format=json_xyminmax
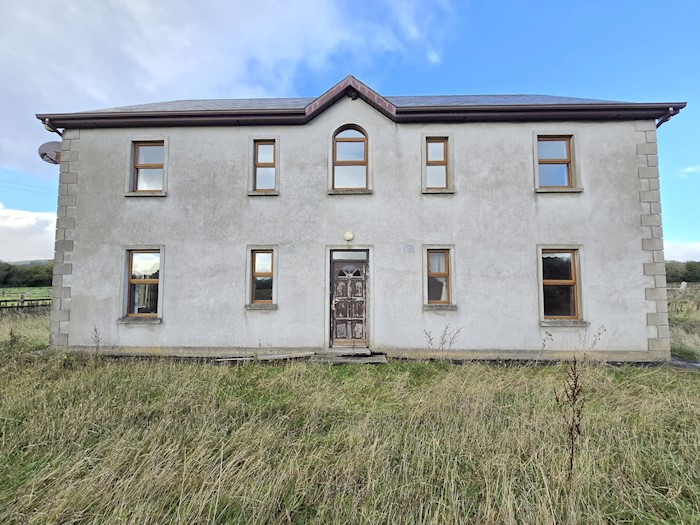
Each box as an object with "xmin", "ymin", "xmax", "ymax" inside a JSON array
[{"xmin": 38, "ymin": 141, "xmax": 62, "ymax": 165}]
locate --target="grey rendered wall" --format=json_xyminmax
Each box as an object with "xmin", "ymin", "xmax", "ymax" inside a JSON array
[{"xmin": 51, "ymin": 97, "xmax": 669, "ymax": 360}]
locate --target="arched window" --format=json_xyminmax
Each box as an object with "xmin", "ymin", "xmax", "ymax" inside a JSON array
[{"xmin": 333, "ymin": 126, "xmax": 367, "ymax": 189}]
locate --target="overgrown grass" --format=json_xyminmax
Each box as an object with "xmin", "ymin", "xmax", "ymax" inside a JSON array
[
  {"xmin": 1, "ymin": 318, "xmax": 699, "ymax": 523},
  {"xmin": 669, "ymin": 282, "xmax": 700, "ymax": 361}
]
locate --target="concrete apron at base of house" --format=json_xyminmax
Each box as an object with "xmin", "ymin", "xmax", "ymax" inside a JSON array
[{"xmin": 51, "ymin": 345, "xmax": 670, "ymax": 363}]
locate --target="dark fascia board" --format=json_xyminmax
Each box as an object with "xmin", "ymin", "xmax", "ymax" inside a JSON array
[{"xmin": 37, "ymin": 77, "xmax": 686, "ymax": 129}]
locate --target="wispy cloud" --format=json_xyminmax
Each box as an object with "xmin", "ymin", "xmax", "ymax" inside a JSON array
[
  {"xmin": 664, "ymin": 241, "xmax": 700, "ymax": 262},
  {"xmin": 0, "ymin": 204, "xmax": 55, "ymax": 262},
  {"xmin": 0, "ymin": 0, "xmax": 454, "ymax": 177},
  {"xmin": 678, "ymin": 165, "xmax": 700, "ymax": 178}
]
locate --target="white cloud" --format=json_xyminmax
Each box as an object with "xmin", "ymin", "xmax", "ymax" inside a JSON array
[
  {"xmin": 678, "ymin": 165, "xmax": 700, "ymax": 178},
  {"xmin": 0, "ymin": 0, "xmax": 453, "ymax": 177},
  {"xmin": 664, "ymin": 241, "xmax": 700, "ymax": 262},
  {"xmin": 427, "ymin": 51, "xmax": 442, "ymax": 64},
  {"xmin": 0, "ymin": 204, "xmax": 55, "ymax": 262}
]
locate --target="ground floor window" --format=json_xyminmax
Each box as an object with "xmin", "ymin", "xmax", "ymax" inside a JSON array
[
  {"xmin": 251, "ymin": 250, "xmax": 274, "ymax": 304},
  {"xmin": 427, "ymin": 249, "xmax": 451, "ymax": 304},
  {"xmin": 541, "ymin": 249, "xmax": 578, "ymax": 319},
  {"xmin": 127, "ymin": 250, "xmax": 160, "ymax": 316}
]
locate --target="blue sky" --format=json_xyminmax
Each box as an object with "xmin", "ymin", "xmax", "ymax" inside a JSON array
[{"xmin": 1, "ymin": 0, "xmax": 697, "ymax": 260}]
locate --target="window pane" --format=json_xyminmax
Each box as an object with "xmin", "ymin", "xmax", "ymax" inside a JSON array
[
  {"xmin": 334, "ymin": 165, "xmax": 367, "ymax": 188},
  {"xmin": 332, "ymin": 251, "xmax": 368, "ymax": 260},
  {"xmin": 427, "ymin": 141, "xmax": 445, "ymax": 161},
  {"xmin": 253, "ymin": 277, "xmax": 273, "ymax": 301},
  {"xmin": 537, "ymin": 139, "xmax": 568, "ymax": 160},
  {"xmin": 131, "ymin": 252, "xmax": 160, "ymax": 279},
  {"xmin": 255, "ymin": 167, "xmax": 275, "ymax": 190},
  {"xmin": 137, "ymin": 145, "xmax": 164, "ymax": 164},
  {"xmin": 136, "ymin": 168, "xmax": 163, "ymax": 190},
  {"xmin": 428, "ymin": 251, "xmax": 446, "ymax": 272},
  {"xmin": 129, "ymin": 283, "xmax": 158, "ymax": 314},
  {"xmin": 428, "ymin": 277, "xmax": 449, "ymax": 302},
  {"xmin": 336, "ymin": 129, "xmax": 365, "ymax": 139},
  {"xmin": 426, "ymin": 165, "xmax": 447, "ymax": 188},
  {"xmin": 254, "ymin": 252, "xmax": 272, "ymax": 273},
  {"xmin": 538, "ymin": 164, "xmax": 569, "ymax": 187},
  {"xmin": 256, "ymin": 143, "xmax": 274, "ymax": 164},
  {"xmin": 543, "ymin": 285, "xmax": 575, "ymax": 317},
  {"xmin": 542, "ymin": 252, "xmax": 573, "ymax": 280},
  {"xmin": 336, "ymin": 141, "xmax": 365, "ymax": 161}
]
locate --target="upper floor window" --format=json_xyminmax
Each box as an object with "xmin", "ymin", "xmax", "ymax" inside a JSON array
[
  {"xmin": 132, "ymin": 141, "xmax": 164, "ymax": 191},
  {"xmin": 537, "ymin": 136, "xmax": 572, "ymax": 188},
  {"xmin": 253, "ymin": 140, "xmax": 276, "ymax": 192},
  {"xmin": 333, "ymin": 126, "xmax": 368, "ymax": 190},
  {"xmin": 426, "ymin": 138, "xmax": 448, "ymax": 189},
  {"xmin": 127, "ymin": 250, "xmax": 160, "ymax": 316}
]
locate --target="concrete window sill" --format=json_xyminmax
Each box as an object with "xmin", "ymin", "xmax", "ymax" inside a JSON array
[
  {"xmin": 124, "ymin": 191, "xmax": 167, "ymax": 197},
  {"xmin": 247, "ymin": 191, "xmax": 279, "ymax": 197},
  {"xmin": 245, "ymin": 304, "xmax": 278, "ymax": 310},
  {"xmin": 422, "ymin": 189, "xmax": 455, "ymax": 195},
  {"xmin": 535, "ymin": 187, "xmax": 583, "ymax": 194},
  {"xmin": 117, "ymin": 317, "xmax": 162, "ymax": 324},
  {"xmin": 327, "ymin": 189, "xmax": 373, "ymax": 195},
  {"xmin": 540, "ymin": 319, "xmax": 589, "ymax": 328},
  {"xmin": 423, "ymin": 304, "xmax": 458, "ymax": 311}
]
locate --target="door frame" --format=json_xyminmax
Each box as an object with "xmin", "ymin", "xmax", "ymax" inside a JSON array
[{"xmin": 324, "ymin": 245, "xmax": 373, "ymax": 350}]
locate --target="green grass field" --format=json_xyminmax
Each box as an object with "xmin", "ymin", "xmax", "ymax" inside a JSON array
[
  {"xmin": 1, "ymin": 314, "xmax": 699, "ymax": 524},
  {"xmin": 0, "ymin": 286, "xmax": 52, "ymax": 306}
]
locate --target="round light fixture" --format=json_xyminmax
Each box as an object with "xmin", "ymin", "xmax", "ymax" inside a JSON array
[{"xmin": 344, "ymin": 231, "xmax": 354, "ymax": 241}]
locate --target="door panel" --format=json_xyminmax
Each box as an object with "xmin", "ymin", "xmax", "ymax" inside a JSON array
[{"xmin": 331, "ymin": 256, "xmax": 368, "ymax": 347}]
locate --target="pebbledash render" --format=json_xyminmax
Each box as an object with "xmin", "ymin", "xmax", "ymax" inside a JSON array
[{"xmin": 37, "ymin": 76, "xmax": 686, "ymax": 361}]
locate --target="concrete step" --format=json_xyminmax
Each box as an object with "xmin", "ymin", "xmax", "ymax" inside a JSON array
[
  {"xmin": 309, "ymin": 354, "xmax": 388, "ymax": 365},
  {"xmin": 326, "ymin": 348, "xmax": 371, "ymax": 357}
]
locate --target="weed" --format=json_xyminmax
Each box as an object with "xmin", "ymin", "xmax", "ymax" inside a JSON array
[
  {"xmin": 554, "ymin": 356, "xmax": 584, "ymax": 483},
  {"xmin": 423, "ymin": 323, "xmax": 463, "ymax": 360}
]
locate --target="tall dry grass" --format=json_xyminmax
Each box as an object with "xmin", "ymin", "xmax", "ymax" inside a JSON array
[{"xmin": 0, "ymin": 332, "xmax": 698, "ymax": 524}]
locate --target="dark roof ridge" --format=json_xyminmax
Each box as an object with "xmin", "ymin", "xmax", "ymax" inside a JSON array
[{"xmin": 36, "ymin": 75, "xmax": 686, "ymax": 129}]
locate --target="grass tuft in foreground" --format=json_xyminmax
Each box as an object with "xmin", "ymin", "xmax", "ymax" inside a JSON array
[{"xmin": 1, "ymin": 322, "xmax": 699, "ymax": 524}]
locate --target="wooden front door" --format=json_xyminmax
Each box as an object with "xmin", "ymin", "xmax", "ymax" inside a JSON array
[{"xmin": 330, "ymin": 251, "xmax": 368, "ymax": 347}]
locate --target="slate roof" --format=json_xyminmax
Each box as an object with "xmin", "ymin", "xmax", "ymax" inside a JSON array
[{"xmin": 37, "ymin": 75, "xmax": 685, "ymax": 129}]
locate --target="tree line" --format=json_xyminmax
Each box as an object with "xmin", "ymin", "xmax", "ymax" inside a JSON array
[
  {"xmin": 0, "ymin": 261, "xmax": 53, "ymax": 288},
  {"xmin": 666, "ymin": 261, "xmax": 700, "ymax": 283}
]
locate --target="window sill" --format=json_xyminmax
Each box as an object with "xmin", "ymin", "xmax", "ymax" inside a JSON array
[
  {"xmin": 245, "ymin": 304, "xmax": 278, "ymax": 310},
  {"xmin": 117, "ymin": 316, "xmax": 162, "ymax": 324},
  {"xmin": 247, "ymin": 190, "xmax": 279, "ymax": 197},
  {"xmin": 535, "ymin": 187, "xmax": 583, "ymax": 194},
  {"xmin": 540, "ymin": 319, "xmax": 589, "ymax": 328},
  {"xmin": 124, "ymin": 191, "xmax": 167, "ymax": 197},
  {"xmin": 422, "ymin": 188, "xmax": 455, "ymax": 195},
  {"xmin": 328, "ymin": 189, "xmax": 373, "ymax": 195},
  {"xmin": 423, "ymin": 304, "xmax": 457, "ymax": 311}
]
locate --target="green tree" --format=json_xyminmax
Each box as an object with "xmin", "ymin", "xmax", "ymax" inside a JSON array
[
  {"xmin": 683, "ymin": 261, "xmax": 700, "ymax": 282},
  {"xmin": 665, "ymin": 261, "xmax": 685, "ymax": 283}
]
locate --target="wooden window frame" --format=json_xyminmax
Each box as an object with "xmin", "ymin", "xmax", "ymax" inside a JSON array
[
  {"xmin": 132, "ymin": 141, "xmax": 164, "ymax": 192},
  {"xmin": 253, "ymin": 140, "xmax": 276, "ymax": 192},
  {"xmin": 541, "ymin": 248, "xmax": 578, "ymax": 320},
  {"xmin": 427, "ymin": 249, "xmax": 451, "ymax": 305},
  {"xmin": 127, "ymin": 250, "xmax": 160, "ymax": 317},
  {"xmin": 251, "ymin": 250, "xmax": 274, "ymax": 304},
  {"xmin": 426, "ymin": 137, "xmax": 449, "ymax": 189},
  {"xmin": 537, "ymin": 136, "xmax": 573, "ymax": 188},
  {"xmin": 332, "ymin": 126, "xmax": 368, "ymax": 190}
]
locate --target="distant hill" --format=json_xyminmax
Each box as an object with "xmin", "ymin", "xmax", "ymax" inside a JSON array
[{"xmin": 9, "ymin": 259, "xmax": 51, "ymax": 266}]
